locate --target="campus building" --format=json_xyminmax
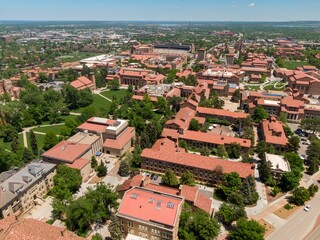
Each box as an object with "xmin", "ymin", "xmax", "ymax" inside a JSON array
[
  {"xmin": 141, "ymin": 138, "xmax": 254, "ymax": 184},
  {"xmin": 118, "ymin": 174, "xmax": 213, "ymax": 215},
  {"xmin": 117, "ymin": 68, "xmax": 166, "ymax": 87},
  {"xmin": 264, "ymin": 153, "xmax": 291, "ymax": 179},
  {"xmin": 117, "ymin": 187, "xmax": 184, "ymax": 240},
  {"xmin": 261, "ymin": 117, "xmax": 288, "ymax": 150},
  {"xmin": 0, "ymin": 162, "xmax": 56, "ymax": 218},
  {"xmin": 70, "ymin": 73, "xmax": 96, "ymax": 91},
  {"xmin": 77, "ymin": 117, "xmax": 135, "ymax": 157}
]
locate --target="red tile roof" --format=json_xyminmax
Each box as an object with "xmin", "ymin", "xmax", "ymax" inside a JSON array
[
  {"xmin": 180, "ymin": 130, "xmax": 251, "ymax": 148},
  {"xmin": 70, "ymin": 76, "xmax": 94, "ymax": 90},
  {"xmin": 262, "ymin": 117, "xmax": 288, "ymax": 146},
  {"xmin": 142, "ymin": 138, "xmax": 254, "ymax": 178},
  {"xmin": 180, "ymin": 185, "xmax": 198, "ymax": 202},
  {"xmin": 103, "ymin": 127, "xmax": 135, "ymax": 150},
  {"xmin": 144, "ymin": 183, "xmax": 179, "ymax": 196},
  {"xmin": 0, "ymin": 217, "xmax": 83, "ymax": 240},
  {"xmin": 66, "ymin": 158, "xmax": 90, "ymax": 170},
  {"xmin": 118, "ymin": 174, "xmax": 144, "ymax": 192},
  {"xmin": 77, "ymin": 122, "xmax": 107, "ymax": 132},
  {"xmin": 118, "ymin": 187, "xmax": 183, "ymax": 227},
  {"xmin": 42, "ymin": 141, "xmax": 91, "ymax": 163},
  {"xmin": 197, "ymin": 107, "xmax": 249, "ymax": 119}
]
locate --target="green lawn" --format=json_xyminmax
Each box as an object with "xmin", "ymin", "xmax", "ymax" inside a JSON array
[
  {"xmin": 264, "ymin": 84, "xmax": 286, "ymax": 91},
  {"xmin": 283, "ymin": 61, "xmax": 311, "ymax": 70},
  {"xmin": 244, "ymin": 85, "xmax": 260, "ymax": 90},
  {"xmin": 0, "ymin": 134, "xmax": 24, "ymax": 151},
  {"xmin": 73, "ymin": 94, "xmax": 111, "ymax": 113},
  {"xmin": 27, "ymin": 132, "xmax": 46, "ymax": 151},
  {"xmin": 100, "ymin": 89, "xmax": 128, "ymax": 101},
  {"xmin": 33, "ymin": 125, "xmax": 65, "ymax": 134}
]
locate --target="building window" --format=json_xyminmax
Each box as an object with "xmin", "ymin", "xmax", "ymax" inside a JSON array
[
  {"xmin": 151, "ymin": 229, "xmax": 160, "ymax": 236},
  {"xmin": 139, "ymin": 232, "xmax": 148, "ymax": 238},
  {"xmin": 139, "ymin": 225, "xmax": 148, "ymax": 232},
  {"xmin": 162, "ymin": 232, "xmax": 170, "ymax": 239},
  {"xmin": 128, "ymin": 222, "xmax": 134, "ymax": 228}
]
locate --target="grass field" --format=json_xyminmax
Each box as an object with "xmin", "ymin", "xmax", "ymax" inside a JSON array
[
  {"xmin": 27, "ymin": 132, "xmax": 46, "ymax": 151},
  {"xmin": 283, "ymin": 61, "xmax": 311, "ymax": 70},
  {"xmin": 100, "ymin": 89, "xmax": 127, "ymax": 101},
  {"xmin": 245, "ymin": 85, "xmax": 260, "ymax": 90},
  {"xmin": 73, "ymin": 94, "xmax": 111, "ymax": 113},
  {"xmin": 0, "ymin": 134, "xmax": 24, "ymax": 151},
  {"xmin": 34, "ymin": 125, "xmax": 65, "ymax": 134},
  {"xmin": 264, "ymin": 83, "xmax": 286, "ymax": 91}
]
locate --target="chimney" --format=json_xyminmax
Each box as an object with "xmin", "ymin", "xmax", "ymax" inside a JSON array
[{"xmin": 89, "ymin": 72, "xmax": 96, "ymax": 90}]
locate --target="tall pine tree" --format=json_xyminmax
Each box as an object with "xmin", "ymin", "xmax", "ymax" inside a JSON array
[
  {"xmin": 29, "ymin": 130, "xmax": 38, "ymax": 156},
  {"xmin": 11, "ymin": 136, "xmax": 20, "ymax": 153}
]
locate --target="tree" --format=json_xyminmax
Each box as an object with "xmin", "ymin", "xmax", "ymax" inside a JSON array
[
  {"xmin": 108, "ymin": 79, "xmax": 120, "ymax": 90},
  {"xmin": 215, "ymin": 203, "xmax": 247, "ymax": 225},
  {"xmin": 97, "ymin": 161, "xmax": 107, "ymax": 177},
  {"xmin": 284, "ymin": 152, "xmax": 304, "ymax": 172},
  {"xmin": 308, "ymin": 184, "xmax": 319, "ymax": 197},
  {"xmin": 43, "ymin": 131, "xmax": 58, "ymax": 151},
  {"xmin": 241, "ymin": 176, "xmax": 259, "ymax": 205},
  {"xmin": 200, "ymin": 147, "xmax": 211, "ymax": 156},
  {"xmin": 29, "ymin": 130, "xmax": 38, "ymax": 156},
  {"xmin": 226, "ymin": 143, "xmax": 241, "ymax": 159},
  {"xmin": 180, "ymin": 171, "xmax": 196, "ymax": 186},
  {"xmin": 217, "ymin": 145, "xmax": 228, "ymax": 158},
  {"xmin": 108, "ymin": 215, "xmax": 122, "ymax": 240},
  {"xmin": 278, "ymin": 112, "xmax": 288, "ymax": 124},
  {"xmin": 280, "ymin": 171, "xmax": 301, "ymax": 191},
  {"xmin": 11, "ymin": 135, "xmax": 19, "ymax": 153},
  {"xmin": 229, "ymin": 218, "xmax": 265, "ymax": 240},
  {"xmin": 290, "ymin": 187, "xmax": 310, "ymax": 206},
  {"xmin": 283, "ymin": 125, "xmax": 293, "ymax": 137},
  {"xmin": 308, "ymin": 157, "xmax": 319, "ymax": 175},
  {"xmin": 231, "ymin": 89, "xmax": 241, "ymax": 103},
  {"xmin": 287, "ymin": 136, "xmax": 300, "ymax": 152},
  {"xmin": 189, "ymin": 119, "xmax": 200, "ymax": 131},
  {"xmin": 221, "ymin": 172, "xmax": 242, "ymax": 197},
  {"xmin": 91, "ymin": 156, "xmax": 98, "ymax": 170},
  {"xmin": 252, "ymin": 106, "xmax": 268, "ymax": 123},
  {"xmin": 66, "ymin": 197, "xmax": 95, "ymax": 234},
  {"xmin": 51, "ymin": 165, "xmax": 82, "ymax": 200},
  {"xmin": 258, "ymin": 160, "xmax": 275, "ymax": 186},
  {"xmin": 78, "ymin": 89, "xmax": 93, "ymax": 106},
  {"xmin": 155, "ymin": 97, "xmax": 169, "ymax": 114},
  {"xmin": 179, "ymin": 208, "xmax": 220, "ymax": 240},
  {"xmin": 162, "ymin": 169, "xmax": 179, "ymax": 188},
  {"xmin": 2, "ymin": 125, "xmax": 18, "ymax": 142},
  {"xmin": 22, "ymin": 147, "xmax": 34, "ymax": 163},
  {"xmin": 300, "ymin": 118, "xmax": 320, "ymax": 133},
  {"xmin": 118, "ymin": 160, "xmax": 130, "ymax": 177}
]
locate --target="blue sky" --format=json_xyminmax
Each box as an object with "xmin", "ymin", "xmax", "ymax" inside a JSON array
[{"xmin": 0, "ymin": 0, "xmax": 319, "ymax": 21}]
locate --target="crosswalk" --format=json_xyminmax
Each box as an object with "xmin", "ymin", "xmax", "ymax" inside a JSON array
[{"xmin": 305, "ymin": 179, "xmax": 314, "ymax": 187}]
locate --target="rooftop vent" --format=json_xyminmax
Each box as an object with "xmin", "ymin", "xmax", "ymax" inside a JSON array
[
  {"xmin": 156, "ymin": 200, "xmax": 162, "ymax": 207},
  {"xmin": 167, "ymin": 202, "xmax": 175, "ymax": 209},
  {"xmin": 130, "ymin": 193, "xmax": 138, "ymax": 199},
  {"xmin": 149, "ymin": 198, "xmax": 154, "ymax": 203}
]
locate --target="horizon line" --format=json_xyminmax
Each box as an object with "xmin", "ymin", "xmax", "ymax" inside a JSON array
[{"xmin": 0, "ymin": 20, "xmax": 320, "ymax": 23}]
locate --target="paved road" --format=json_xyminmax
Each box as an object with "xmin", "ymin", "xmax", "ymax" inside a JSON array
[
  {"xmin": 266, "ymin": 189, "xmax": 320, "ymax": 240},
  {"xmin": 307, "ymin": 226, "xmax": 320, "ymax": 240}
]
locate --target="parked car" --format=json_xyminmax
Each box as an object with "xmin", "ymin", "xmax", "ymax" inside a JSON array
[
  {"xmin": 301, "ymin": 138, "xmax": 307, "ymax": 142},
  {"xmin": 304, "ymin": 205, "xmax": 311, "ymax": 212},
  {"xmin": 302, "ymin": 142, "xmax": 309, "ymax": 145}
]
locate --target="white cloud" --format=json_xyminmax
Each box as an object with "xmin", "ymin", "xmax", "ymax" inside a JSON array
[
  {"xmin": 232, "ymin": 5, "xmax": 236, "ymax": 8},
  {"xmin": 248, "ymin": 3, "xmax": 255, "ymax": 7}
]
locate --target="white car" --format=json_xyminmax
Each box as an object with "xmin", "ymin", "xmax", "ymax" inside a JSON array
[{"xmin": 304, "ymin": 205, "xmax": 311, "ymax": 212}]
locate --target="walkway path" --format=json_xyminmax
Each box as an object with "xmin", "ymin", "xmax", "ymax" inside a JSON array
[
  {"xmin": 21, "ymin": 123, "xmax": 65, "ymax": 148},
  {"xmin": 96, "ymin": 93, "xmax": 112, "ymax": 102}
]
